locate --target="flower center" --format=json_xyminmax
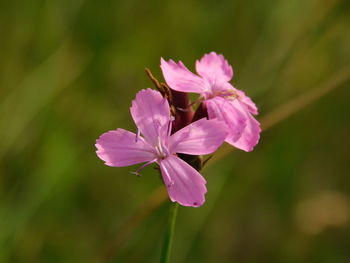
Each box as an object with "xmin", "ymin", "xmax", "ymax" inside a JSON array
[
  {"xmin": 206, "ymin": 89, "xmax": 239, "ymax": 100},
  {"xmin": 154, "ymin": 136, "xmax": 169, "ymax": 160},
  {"xmin": 220, "ymin": 89, "xmax": 239, "ymax": 100}
]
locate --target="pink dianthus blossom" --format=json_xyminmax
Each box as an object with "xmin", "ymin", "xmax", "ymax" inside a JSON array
[
  {"xmin": 95, "ymin": 89, "xmax": 227, "ymax": 207},
  {"xmin": 161, "ymin": 52, "xmax": 261, "ymax": 152}
]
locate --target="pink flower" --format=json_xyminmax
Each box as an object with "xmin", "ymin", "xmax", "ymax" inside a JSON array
[
  {"xmin": 160, "ymin": 52, "xmax": 261, "ymax": 152},
  {"xmin": 95, "ymin": 89, "xmax": 227, "ymax": 207}
]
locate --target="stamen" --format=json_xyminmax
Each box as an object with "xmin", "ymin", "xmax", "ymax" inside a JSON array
[
  {"xmin": 130, "ymin": 158, "xmax": 157, "ymax": 176},
  {"xmin": 176, "ymin": 107, "xmax": 189, "ymax": 112},
  {"xmin": 155, "ymin": 146, "xmax": 161, "ymax": 157},
  {"xmin": 135, "ymin": 129, "xmax": 141, "ymax": 142},
  {"xmin": 175, "ymin": 96, "xmax": 205, "ymax": 112},
  {"xmin": 167, "ymin": 116, "xmax": 175, "ymax": 138},
  {"xmin": 160, "ymin": 163, "xmax": 174, "ymax": 187},
  {"xmin": 157, "ymin": 136, "xmax": 162, "ymax": 150},
  {"xmin": 154, "ymin": 136, "xmax": 164, "ymax": 158},
  {"xmin": 220, "ymin": 89, "xmax": 239, "ymax": 100}
]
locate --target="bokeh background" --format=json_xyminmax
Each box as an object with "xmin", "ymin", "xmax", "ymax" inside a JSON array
[{"xmin": 1, "ymin": 0, "xmax": 350, "ymax": 262}]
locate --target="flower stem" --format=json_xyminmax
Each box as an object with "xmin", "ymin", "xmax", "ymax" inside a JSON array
[{"xmin": 160, "ymin": 202, "xmax": 179, "ymax": 263}]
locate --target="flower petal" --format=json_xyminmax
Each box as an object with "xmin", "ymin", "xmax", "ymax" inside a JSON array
[
  {"xmin": 159, "ymin": 155, "xmax": 207, "ymax": 207},
  {"xmin": 160, "ymin": 58, "xmax": 208, "ymax": 94},
  {"xmin": 229, "ymin": 100, "xmax": 261, "ymax": 152},
  {"xmin": 206, "ymin": 96, "xmax": 247, "ymax": 143},
  {"xmin": 196, "ymin": 52, "xmax": 233, "ymax": 84},
  {"xmin": 169, "ymin": 118, "xmax": 227, "ymax": 155},
  {"xmin": 130, "ymin": 89, "xmax": 171, "ymax": 145},
  {"xmin": 96, "ymin": 129, "xmax": 154, "ymax": 166},
  {"xmin": 236, "ymin": 89, "xmax": 258, "ymax": 115}
]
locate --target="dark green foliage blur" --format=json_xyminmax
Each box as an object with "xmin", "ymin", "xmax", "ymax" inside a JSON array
[{"xmin": 1, "ymin": 0, "xmax": 350, "ymax": 262}]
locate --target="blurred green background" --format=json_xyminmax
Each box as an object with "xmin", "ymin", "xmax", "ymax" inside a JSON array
[{"xmin": 1, "ymin": 0, "xmax": 350, "ymax": 262}]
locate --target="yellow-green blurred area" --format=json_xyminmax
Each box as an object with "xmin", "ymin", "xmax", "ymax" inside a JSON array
[{"xmin": 1, "ymin": 0, "xmax": 350, "ymax": 262}]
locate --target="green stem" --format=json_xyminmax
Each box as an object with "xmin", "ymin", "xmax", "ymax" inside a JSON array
[{"xmin": 160, "ymin": 202, "xmax": 179, "ymax": 263}]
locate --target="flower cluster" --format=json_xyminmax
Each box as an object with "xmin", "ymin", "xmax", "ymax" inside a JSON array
[{"xmin": 96, "ymin": 52, "xmax": 261, "ymax": 207}]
